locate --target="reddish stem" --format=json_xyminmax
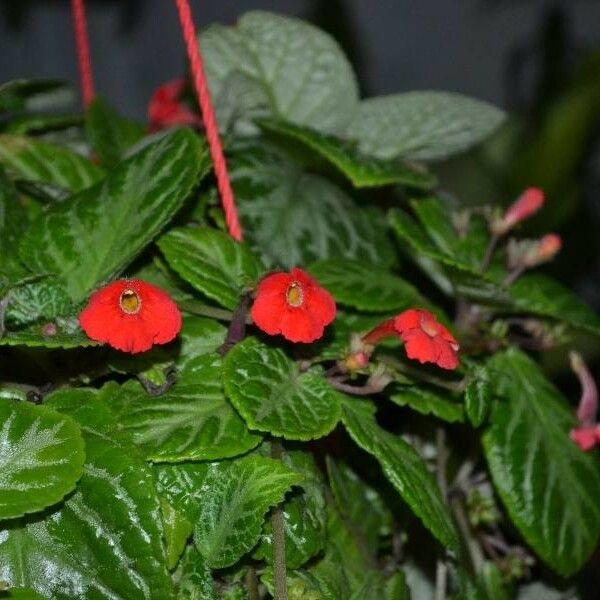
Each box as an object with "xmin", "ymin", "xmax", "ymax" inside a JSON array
[
  {"xmin": 70, "ymin": 0, "xmax": 95, "ymax": 108},
  {"xmin": 173, "ymin": 0, "xmax": 243, "ymax": 241}
]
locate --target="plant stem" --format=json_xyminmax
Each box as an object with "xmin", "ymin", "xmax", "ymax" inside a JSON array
[
  {"xmin": 271, "ymin": 439, "xmax": 288, "ymax": 600},
  {"xmin": 378, "ymin": 354, "xmax": 466, "ymax": 392},
  {"xmin": 450, "ymin": 495, "xmax": 484, "ymax": 574},
  {"xmin": 245, "ymin": 566, "xmax": 260, "ymax": 600},
  {"xmin": 503, "ymin": 264, "xmax": 526, "ymax": 286},
  {"xmin": 480, "ymin": 233, "xmax": 499, "ymax": 272},
  {"xmin": 218, "ymin": 293, "xmax": 251, "ymax": 355},
  {"xmin": 435, "ymin": 428, "xmax": 448, "ymax": 600},
  {"xmin": 327, "ymin": 377, "xmax": 388, "ymax": 396}
]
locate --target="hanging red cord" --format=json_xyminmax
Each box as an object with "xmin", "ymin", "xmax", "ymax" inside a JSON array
[
  {"xmin": 70, "ymin": 0, "xmax": 95, "ymax": 108},
  {"xmin": 173, "ymin": 0, "xmax": 243, "ymax": 241}
]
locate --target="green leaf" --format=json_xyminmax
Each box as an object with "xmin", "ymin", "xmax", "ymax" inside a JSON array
[
  {"xmin": 19, "ymin": 128, "xmax": 209, "ymax": 302},
  {"xmin": 308, "ymin": 258, "xmax": 428, "ymax": 313},
  {"xmin": 411, "ymin": 197, "xmax": 489, "ymax": 270},
  {"xmin": 0, "ymin": 389, "xmax": 173, "ymax": 599},
  {"xmin": 158, "ymin": 227, "xmax": 265, "ymax": 310},
  {"xmin": 465, "ymin": 369, "xmax": 492, "ymax": 428},
  {"xmin": 177, "ymin": 316, "xmax": 227, "ymax": 368},
  {"xmin": 0, "ymin": 78, "xmax": 68, "ymax": 114},
  {"xmin": 200, "ymin": 11, "xmax": 358, "ymax": 133},
  {"xmin": 155, "ymin": 455, "xmax": 302, "ymax": 568},
  {"xmin": 176, "ymin": 547, "xmax": 216, "ymax": 599},
  {"xmin": 231, "ymin": 141, "xmax": 394, "ymax": 269},
  {"xmin": 0, "ymin": 134, "xmax": 102, "ymax": 192},
  {"xmin": 160, "ymin": 497, "xmax": 193, "ymax": 571},
  {"xmin": 85, "ymin": 97, "xmax": 145, "ymax": 168},
  {"xmin": 0, "ymin": 324, "xmax": 98, "ymax": 349},
  {"xmin": 6, "ymin": 114, "xmax": 83, "ymax": 136},
  {"xmin": 257, "ymin": 118, "xmax": 436, "ymax": 189},
  {"xmin": 346, "ymin": 92, "xmax": 505, "ymax": 161},
  {"xmin": 5, "ymin": 280, "xmax": 72, "ymax": 326},
  {"xmin": 0, "ymin": 168, "xmax": 27, "ymax": 279},
  {"xmin": 255, "ymin": 450, "xmax": 326, "ymax": 568},
  {"xmin": 483, "ymin": 348, "xmax": 600, "ymax": 576},
  {"xmin": 341, "ymin": 399, "xmax": 459, "ymax": 550},
  {"xmin": 223, "ymin": 338, "xmax": 342, "ymax": 440},
  {"xmin": 390, "ymin": 386, "xmax": 464, "ymax": 423},
  {"xmin": 389, "ymin": 207, "xmax": 504, "ymax": 299},
  {"xmin": 0, "ymin": 401, "xmax": 84, "ymax": 520},
  {"xmin": 326, "ymin": 457, "xmax": 392, "ymax": 553},
  {"xmin": 507, "ymin": 274, "xmax": 600, "ymax": 337},
  {"xmin": 106, "ymin": 355, "xmax": 261, "ymax": 463}
]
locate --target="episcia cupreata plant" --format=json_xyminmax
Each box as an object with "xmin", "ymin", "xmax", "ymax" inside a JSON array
[{"xmin": 0, "ymin": 10, "xmax": 599, "ymax": 600}]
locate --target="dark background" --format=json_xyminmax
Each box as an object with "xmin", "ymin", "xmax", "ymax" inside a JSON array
[{"xmin": 1, "ymin": 1, "xmax": 599, "ymax": 118}]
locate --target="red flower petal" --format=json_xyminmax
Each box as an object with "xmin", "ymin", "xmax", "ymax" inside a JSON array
[
  {"xmin": 403, "ymin": 330, "xmax": 438, "ymax": 364},
  {"xmin": 394, "ymin": 308, "xmax": 460, "ymax": 369},
  {"xmin": 148, "ymin": 78, "xmax": 201, "ymax": 131},
  {"xmin": 305, "ymin": 284, "xmax": 336, "ymax": 327},
  {"xmin": 433, "ymin": 338, "xmax": 460, "ymax": 370},
  {"xmin": 255, "ymin": 272, "xmax": 293, "ymax": 298},
  {"xmin": 79, "ymin": 279, "xmax": 181, "ymax": 354},
  {"xmin": 279, "ymin": 308, "xmax": 322, "ymax": 343},
  {"xmin": 394, "ymin": 309, "xmax": 421, "ymax": 332},
  {"xmin": 250, "ymin": 289, "xmax": 288, "ymax": 336}
]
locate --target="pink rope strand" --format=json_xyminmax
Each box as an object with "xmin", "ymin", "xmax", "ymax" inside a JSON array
[
  {"xmin": 70, "ymin": 0, "xmax": 95, "ymax": 108},
  {"xmin": 173, "ymin": 0, "xmax": 243, "ymax": 241}
]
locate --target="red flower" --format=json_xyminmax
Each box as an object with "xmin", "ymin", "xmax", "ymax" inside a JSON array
[
  {"xmin": 79, "ymin": 279, "xmax": 182, "ymax": 353},
  {"xmin": 363, "ymin": 309, "xmax": 460, "ymax": 370},
  {"xmin": 148, "ymin": 78, "xmax": 202, "ymax": 132},
  {"xmin": 394, "ymin": 309, "xmax": 460, "ymax": 370},
  {"xmin": 250, "ymin": 268, "xmax": 336, "ymax": 343}
]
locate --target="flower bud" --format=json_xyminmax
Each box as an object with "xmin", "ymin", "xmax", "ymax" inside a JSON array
[
  {"xmin": 522, "ymin": 233, "xmax": 561, "ymax": 267},
  {"xmin": 492, "ymin": 188, "xmax": 544, "ymax": 235}
]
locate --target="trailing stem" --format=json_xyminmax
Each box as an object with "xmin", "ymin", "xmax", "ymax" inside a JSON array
[
  {"xmin": 435, "ymin": 428, "xmax": 449, "ymax": 600},
  {"xmin": 271, "ymin": 439, "xmax": 288, "ymax": 600}
]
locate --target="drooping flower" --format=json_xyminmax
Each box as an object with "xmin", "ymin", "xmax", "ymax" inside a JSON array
[
  {"xmin": 492, "ymin": 188, "xmax": 544, "ymax": 235},
  {"xmin": 148, "ymin": 78, "xmax": 202, "ymax": 131},
  {"xmin": 394, "ymin": 309, "xmax": 460, "ymax": 369},
  {"xmin": 363, "ymin": 308, "xmax": 460, "ymax": 370},
  {"xmin": 250, "ymin": 268, "xmax": 336, "ymax": 343},
  {"xmin": 79, "ymin": 279, "xmax": 182, "ymax": 353},
  {"xmin": 569, "ymin": 351, "xmax": 600, "ymax": 451}
]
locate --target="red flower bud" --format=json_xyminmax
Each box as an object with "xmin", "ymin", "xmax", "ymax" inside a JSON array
[
  {"xmin": 363, "ymin": 309, "xmax": 460, "ymax": 370},
  {"xmin": 493, "ymin": 188, "xmax": 544, "ymax": 235},
  {"xmin": 504, "ymin": 188, "xmax": 544, "ymax": 226},
  {"xmin": 250, "ymin": 268, "xmax": 336, "ymax": 343},
  {"xmin": 79, "ymin": 279, "xmax": 182, "ymax": 353},
  {"xmin": 523, "ymin": 233, "xmax": 562, "ymax": 267},
  {"xmin": 343, "ymin": 350, "xmax": 370, "ymax": 371},
  {"xmin": 148, "ymin": 78, "xmax": 202, "ymax": 132},
  {"xmin": 570, "ymin": 425, "xmax": 600, "ymax": 452}
]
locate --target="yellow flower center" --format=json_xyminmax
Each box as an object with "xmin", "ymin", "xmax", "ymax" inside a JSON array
[
  {"xmin": 286, "ymin": 282, "xmax": 304, "ymax": 307},
  {"xmin": 119, "ymin": 289, "xmax": 141, "ymax": 314}
]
